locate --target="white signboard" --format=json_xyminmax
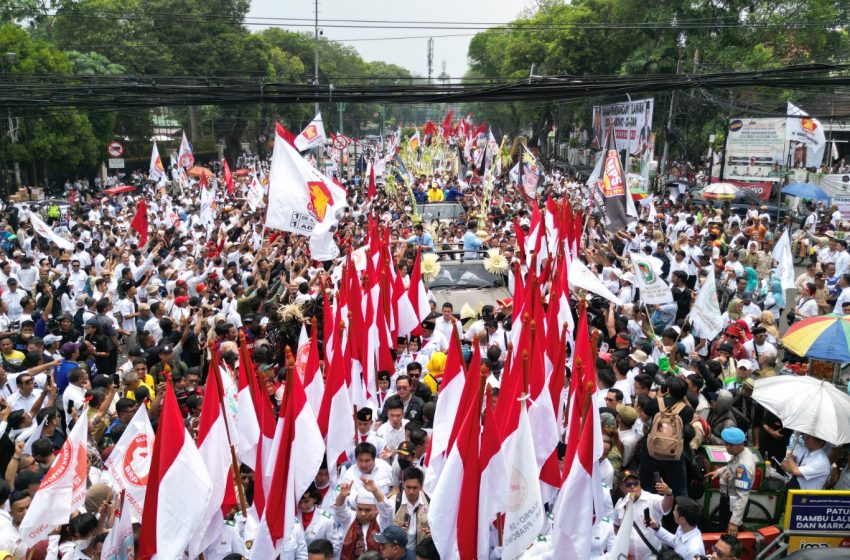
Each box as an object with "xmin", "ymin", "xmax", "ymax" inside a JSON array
[
  {"xmin": 108, "ymin": 158, "xmax": 125, "ymax": 169},
  {"xmin": 591, "ymin": 98, "xmax": 654, "ymax": 155},
  {"xmin": 724, "ymin": 118, "xmax": 786, "ymax": 182}
]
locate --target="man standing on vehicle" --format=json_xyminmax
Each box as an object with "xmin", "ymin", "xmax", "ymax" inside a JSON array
[
  {"xmin": 462, "ymin": 222, "xmax": 486, "ymax": 260},
  {"xmin": 406, "ymin": 225, "xmax": 434, "ymax": 252}
]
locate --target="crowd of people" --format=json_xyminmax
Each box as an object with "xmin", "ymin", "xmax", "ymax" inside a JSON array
[{"xmin": 0, "ymin": 132, "xmax": 844, "ymax": 560}]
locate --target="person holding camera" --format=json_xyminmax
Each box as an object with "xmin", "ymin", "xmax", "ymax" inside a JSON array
[{"xmin": 647, "ymin": 496, "xmax": 705, "ymax": 559}]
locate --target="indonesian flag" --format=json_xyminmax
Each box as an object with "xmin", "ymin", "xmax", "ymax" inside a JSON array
[
  {"xmin": 440, "ymin": 111, "xmax": 453, "ymax": 139},
  {"xmin": 316, "ymin": 320, "xmax": 354, "ymax": 478},
  {"xmin": 189, "ymin": 349, "xmax": 239, "ymax": 557},
  {"xmin": 423, "ymin": 120, "xmax": 437, "ymax": 136},
  {"xmin": 551, "ymin": 303, "xmax": 606, "ymax": 558},
  {"xmin": 237, "ymin": 337, "xmax": 261, "ymax": 469},
  {"xmin": 149, "ymin": 142, "xmax": 166, "ymax": 184},
  {"xmin": 367, "ymin": 158, "xmax": 376, "ymax": 199},
  {"xmin": 28, "ymin": 212, "xmax": 74, "ymax": 251},
  {"xmin": 294, "ymin": 112, "xmax": 326, "ymax": 152},
  {"xmin": 397, "ymin": 249, "xmax": 429, "ymax": 337},
  {"xmin": 303, "ymin": 328, "xmax": 325, "ymax": 415},
  {"xmin": 266, "ymin": 122, "xmax": 348, "ymax": 261},
  {"xmin": 19, "ymin": 408, "xmax": 88, "ymax": 545},
  {"xmin": 427, "ymin": 378, "xmax": 482, "ymax": 559},
  {"xmin": 424, "ymin": 334, "xmax": 466, "ymax": 493},
  {"xmin": 138, "ymin": 381, "xmax": 213, "ymax": 560},
  {"xmin": 223, "ymin": 159, "xmax": 235, "ymax": 195},
  {"xmin": 104, "ymin": 406, "xmax": 155, "ymax": 520},
  {"xmin": 101, "ymin": 491, "xmax": 134, "ymax": 560},
  {"xmin": 251, "ymin": 365, "xmax": 325, "ymax": 558},
  {"xmin": 130, "ymin": 199, "xmax": 149, "ymax": 247},
  {"xmin": 478, "ymin": 393, "xmax": 508, "ymax": 554},
  {"xmin": 502, "ymin": 402, "xmax": 544, "ymax": 560},
  {"xmin": 178, "ymin": 131, "xmax": 194, "ymax": 169}
]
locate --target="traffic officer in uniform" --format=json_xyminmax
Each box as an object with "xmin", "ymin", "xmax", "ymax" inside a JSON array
[
  {"xmin": 297, "ymin": 483, "xmax": 339, "ymax": 555},
  {"xmin": 707, "ymin": 427, "xmax": 756, "ymax": 536}
]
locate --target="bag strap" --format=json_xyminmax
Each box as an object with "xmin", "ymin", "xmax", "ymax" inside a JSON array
[
  {"xmin": 668, "ymin": 400, "xmax": 686, "ymax": 416},
  {"xmin": 632, "ymin": 520, "xmax": 661, "ymax": 555},
  {"xmin": 656, "ymin": 395, "xmax": 667, "ymax": 414}
]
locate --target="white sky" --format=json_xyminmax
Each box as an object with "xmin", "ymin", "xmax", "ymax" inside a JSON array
[{"xmin": 247, "ymin": 0, "xmax": 532, "ymax": 79}]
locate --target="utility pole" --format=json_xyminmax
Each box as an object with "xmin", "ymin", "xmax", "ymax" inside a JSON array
[
  {"xmin": 313, "ymin": 0, "xmax": 320, "ymax": 115},
  {"xmin": 338, "ymin": 102, "xmax": 345, "ymax": 135},
  {"xmin": 659, "ymin": 56, "xmax": 683, "ymax": 180},
  {"xmin": 4, "ymin": 52, "xmax": 19, "ymax": 191},
  {"xmin": 427, "ymin": 38, "xmax": 434, "ymax": 83}
]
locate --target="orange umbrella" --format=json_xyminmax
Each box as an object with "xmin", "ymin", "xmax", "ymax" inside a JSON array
[{"xmin": 187, "ymin": 166, "xmax": 214, "ymax": 179}]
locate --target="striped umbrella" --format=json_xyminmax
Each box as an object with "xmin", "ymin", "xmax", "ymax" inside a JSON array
[
  {"xmin": 781, "ymin": 314, "xmax": 850, "ymax": 362},
  {"xmin": 702, "ymin": 182, "xmax": 739, "ymax": 200}
]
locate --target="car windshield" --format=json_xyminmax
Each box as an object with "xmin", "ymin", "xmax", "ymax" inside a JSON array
[
  {"xmin": 429, "ymin": 261, "xmax": 504, "ymax": 290},
  {"xmin": 421, "ymin": 203, "xmax": 464, "ymax": 221}
]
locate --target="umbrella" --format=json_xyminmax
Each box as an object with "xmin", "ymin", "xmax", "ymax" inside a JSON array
[
  {"xmin": 752, "ymin": 376, "xmax": 850, "ymax": 445},
  {"xmin": 234, "ymin": 168, "xmax": 251, "ymax": 177},
  {"xmin": 187, "ymin": 166, "xmax": 214, "ymax": 178},
  {"xmin": 781, "ymin": 313, "xmax": 850, "ymax": 362},
  {"xmin": 702, "ymin": 182, "xmax": 739, "ymax": 200},
  {"xmin": 782, "ymin": 182, "xmax": 830, "ymax": 202},
  {"xmin": 102, "ymin": 184, "xmax": 135, "ymax": 196}
]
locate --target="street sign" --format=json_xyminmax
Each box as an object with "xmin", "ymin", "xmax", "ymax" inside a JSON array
[
  {"xmin": 108, "ymin": 158, "xmax": 125, "ymax": 169},
  {"xmin": 107, "ymin": 141, "xmax": 125, "ymax": 158}
]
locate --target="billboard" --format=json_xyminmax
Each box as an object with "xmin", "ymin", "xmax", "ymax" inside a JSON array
[
  {"xmin": 724, "ymin": 118, "xmax": 787, "ymax": 182},
  {"xmin": 591, "ymin": 98, "xmax": 654, "ymax": 156}
]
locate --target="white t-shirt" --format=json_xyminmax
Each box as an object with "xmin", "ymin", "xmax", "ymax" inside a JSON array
[{"xmin": 794, "ymin": 446, "xmax": 831, "ymax": 490}]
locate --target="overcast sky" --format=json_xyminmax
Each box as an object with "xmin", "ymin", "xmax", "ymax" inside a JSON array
[{"xmin": 247, "ymin": 0, "xmax": 532, "ymax": 79}]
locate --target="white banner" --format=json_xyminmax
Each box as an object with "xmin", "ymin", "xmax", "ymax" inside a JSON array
[
  {"xmin": 29, "ymin": 212, "xmax": 74, "ymax": 251},
  {"xmin": 105, "ymin": 406, "xmax": 155, "ymax": 520},
  {"xmin": 690, "ymin": 267, "xmax": 724, "ymax": 341},
  {"xmin": 629, "ymin": 252, "xmax": 673, "ymax": 304},
  {"xmin": 723, "ymin": 118, "xmax": 786, "ymax": 182},
  {"xmin": 591, "ymin": 98, "xmax": 654, "ymax": 155}
]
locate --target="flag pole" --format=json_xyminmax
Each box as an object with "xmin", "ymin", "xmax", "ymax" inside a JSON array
[{"xmin": 207, "ymin": 339, "xmax": 249, "ymax": 518}]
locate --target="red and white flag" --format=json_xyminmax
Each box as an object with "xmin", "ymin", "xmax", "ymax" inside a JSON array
[
  {"xmin": 19, "ymin": 409, "xmax": 88, "ymax": 545},
  {"xmin": 189, "ymin": 350, "xmax": 239, "ymax": 557},
  {"xmin": 138, "ymin": 381, "xmax": 213, "ymax": 560},
  {"xmin": 424, "ymin": 333, "xmax": 466, "ymax": 492},
  {"xmin": 294, "ymin": 112, "xmax": 326, "ymax": 152},
  {"xmin": 237, "ymin": 339, "xmax": 260, "ymax": 470},
  {"xmin": 397, "ymin": 249, "xmax": 430, "ymax": 337},
  {"xmin": 149, "ymin": 142, "xmax": 166, "ymax": 185},
  {"xmin": 478, "ymin": 392, "xmax": 508, "ymax": 554},
  {"xmin": 178, "ymin": 131, "xmax": 194, "ymax": 169},
  {"xmin": 316, "ymin": 320, "xmax": 353, "ymax": 479},
  {"xmin": 303, "ymin": 329, "xmax": 325, "ymax": 415},
  {"xmin": 427, "ymin": 381, "xmax": 482, "ymax": 560},
  {"xmin": 266, "ymin": 122, "xmax": 347, "ymax": 261},
  {"xmin": 105, "ymin": 406, "xmax": 155, "ymax": 520},
  {"xmin": 251, "ymin": 363, "xmax": 325, "ymax": 558},
  {"xmin": 367, "ymin": 157, "xmax": 377, "ymax": 199}
]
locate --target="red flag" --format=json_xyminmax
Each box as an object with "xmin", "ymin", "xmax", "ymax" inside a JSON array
[
  {"xmin": 367, "ymin": 158, "xmax": 376, "ymax": 199},
  {"xmin": 198, "ymin": 173, "xmax": 209, "ymax": 189},
  {"xmin": 223, "ymin": 159, "xmax": 235, "ymax": 195},
  {"xmin": 440, "ymin": 111, "xmax": 453, "ymax": 138},
  {"xmin": 130, "ymin": 199, "xmax": 148, "ymax": 247},
  {"xmin": 423, "ymin": 120, "xmax": 437, "ymax": 136},
  {"xmin": 275, "ymin": 122, "xmax": 297, "ymax": 148}
]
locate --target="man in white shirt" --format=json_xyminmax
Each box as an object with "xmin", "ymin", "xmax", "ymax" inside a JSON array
[
  {"xmin": 61, "ymin": 367, "xmax": 89, "ymax": 425},
  {"xmin": 15, "ymin": 258, "xmax": 37, "ymax": 294},
  {"xmin": 376, "ymin": 401, "xmax": 408, "ymax": 454},
  {"xmin": 783, "ymin": 433, "xmax": 832, "ymax": 490},
  {"xmin": 114, "ymin": 282, "xmax": 139, "ymax": 353},
  {"xmin": 67, "ymin": 259, "xmax": 88, "ymax": 298},
  {"xmin": 836, "ymin": 240, "xmax": 850, "ymax": 276},
  {"xmin": 7, "ymin": 372, "xmax": 46, "ymax": 413},
  {"xmin": 1, "ymin": 279, "xmax": 24, "ymax": 324},
  {"xmin": 332, "ymin": 478, "xmax": 394, "ymax": 558},
  {"xmin": 613, "ymin": 471, "xmax": 674, "ymax": 560},
  {"xmin": 433, "ymin": 303, "xmax": 462, "ymax": 344},
  {"xmin": 743, "ymin": 327, "xmax": 777, "ymax": 364},
  {"xmin": 0, "ymin": 490, "xmax": 32, "ymax": 560},
  {"xmin": 340, "ymin": 442, "xmax": 396, "ymax": 505},
  {"xmin": 648, "ymin": 497, "xmax": 705, "ymax": 559}
]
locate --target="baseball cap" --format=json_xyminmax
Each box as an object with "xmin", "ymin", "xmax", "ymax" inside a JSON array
[
  {"xmin": 60, "ymin": 342, "xmax": 80, "ymax": 358},
  {"xmin": 43, "ymin": 334, "xmax": 63, "ymax": 346},
  {"xmin": 374, "ymin": 525, "xmax": 408, "ymax": 547}
]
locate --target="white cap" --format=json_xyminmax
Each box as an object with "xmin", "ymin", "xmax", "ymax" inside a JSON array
[{"xmin": 355, "ymin": 491, "xmax": 376, "ymax": 506}]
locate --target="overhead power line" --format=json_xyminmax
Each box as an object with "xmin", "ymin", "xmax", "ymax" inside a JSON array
[{"xmin": 2, "ymin": 64, "xmax": 850, "ymax": 116}]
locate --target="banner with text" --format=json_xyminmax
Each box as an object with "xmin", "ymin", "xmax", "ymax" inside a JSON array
[
  {"xmin": 724, "ymin": 118, "xmax": 786, "ymax": 182},
  {"xmin": 591, "ymin": 98, "xmax": 654, "ymax": 155}
]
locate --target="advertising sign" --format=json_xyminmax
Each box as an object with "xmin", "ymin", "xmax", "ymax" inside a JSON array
[
  {"xmin": 723, "ymin": 118, "xmax": 786, "ymax": 182},
  {"xmin": 787, "ymin": 535, "xmax": 850, "ymax": 552},
  {"xmin": 591, "ymin": 98, "xmax": 654, "ymax": 155}
]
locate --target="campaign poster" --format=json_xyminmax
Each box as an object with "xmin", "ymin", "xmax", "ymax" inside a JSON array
[
  {"xmin": 591, "ymin": 98, "xmax": 654, "ymax": 155},
  {"xmin": 723, "ymin": 118, "xmax": 787, "ymax": 182}
]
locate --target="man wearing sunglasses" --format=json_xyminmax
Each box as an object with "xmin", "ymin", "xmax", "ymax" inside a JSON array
[{"xmin": 612, "ymin": 469, "xmax": 674, "ymax": 560}]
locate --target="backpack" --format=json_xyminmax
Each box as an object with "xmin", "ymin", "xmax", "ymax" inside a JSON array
[{"xmin": 647, "ymin": 396, "xmax": 686, "ymax": 461}]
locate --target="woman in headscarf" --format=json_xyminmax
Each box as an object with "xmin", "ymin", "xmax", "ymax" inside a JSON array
[{"xmin": 744, "ymin": 267, "xmax": 759, "ymax": 293}]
